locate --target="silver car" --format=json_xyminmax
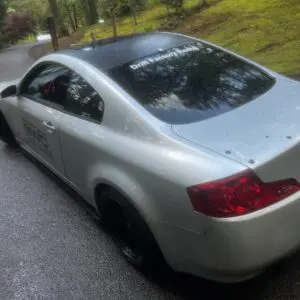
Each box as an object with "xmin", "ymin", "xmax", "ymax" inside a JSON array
[{"xmin": 1, "ymin": 32, "xmax": 300, "ymax": 283}]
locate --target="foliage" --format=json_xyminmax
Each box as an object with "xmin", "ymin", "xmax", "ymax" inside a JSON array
[
  {"xmin": 0, "ymin": 0, "xmax": 299, "ymax": 77},
  {"xmin": 60, "ymin": 0, "xmax": 80, "ymax": 31},
  {"xmin": 0, "ymin": 0, "xmax": 5, "ymax": 47},
  {"xmin": 100, "ymin": 0, "xmax": 146, "ymax": 19},
  {"xmin": 176, "ymin": 0, "xmax": 300, "ymax": 75},
  {"xmin": 48, "ymin": 0, "xmax": 69, "ymax": 36},
  {"xmin": 0, "ymin": 0, "xmax": 6, "ymax": 25},
  {"xmin": 79, "ymin": 0, "xmax": 300, "ymax": 76},
  {"xmin": 81, "ymin": 0, "xmax": 201, "ymax": 42},
  {"xmin": 1, "ymin": 12, "xmax": 37, "ymax": 45},
  {"xmin": 160, "ymin": 0, "xmax": 184, "ymax": 13},
  {"xmin": 5, "ymin": 0, "xmax": 49, "ymax": 30},
  {"xmin": 17, "ymin": 33, "xmax": 37, "ymax": 44}
]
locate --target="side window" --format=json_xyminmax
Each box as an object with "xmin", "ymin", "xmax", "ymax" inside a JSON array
[
  {"xmin": 65, "ymin": 72, "xmax": 104, "ymax": 123},
  {"xmin": 20, "ymin": 63, "xmax": 71, "ymax": 108}
]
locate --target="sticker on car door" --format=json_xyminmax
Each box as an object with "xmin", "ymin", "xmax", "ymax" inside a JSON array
[{"xmin": 23, "ymin": 119, "xmax": 52, "ymax": 158}]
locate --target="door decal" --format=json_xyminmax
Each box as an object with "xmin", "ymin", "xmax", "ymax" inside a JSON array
[{"xmin": 23, "ymin": 119, "xmax": 52, "ymax": 158}]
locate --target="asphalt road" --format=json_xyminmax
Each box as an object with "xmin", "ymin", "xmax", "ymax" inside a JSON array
[{"xmin": 1, "ymin": 45, "xmax": 300, "ymax": 300}]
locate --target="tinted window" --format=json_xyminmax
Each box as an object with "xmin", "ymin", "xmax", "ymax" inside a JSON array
[
  {"xmin": 21, "ymin": 64, "xmax": 71, "ymax": 108},
  {"xmin": 65, "ymin": 72, "xmax": 104, "ymax": 123},
  {"xmin": 109, "ymin": 42, "xmax": 275, "ymax": 124}
]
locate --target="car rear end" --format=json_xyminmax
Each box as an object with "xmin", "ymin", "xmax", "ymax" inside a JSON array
[
  {"xmin": 107, "ymin": 35, "xmax": 300, "ymax": 282},
  {"xmin": 162, "ymin": 73, "xmax": 300, "ymax": 281}
]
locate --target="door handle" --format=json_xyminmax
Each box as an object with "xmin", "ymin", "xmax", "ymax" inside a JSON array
[{"xmin": 42, "ymin": 121, "xmax": 56, "ymax": 133}]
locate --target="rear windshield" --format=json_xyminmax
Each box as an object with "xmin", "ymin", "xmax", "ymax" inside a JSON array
[{"xmin": 108, "ymin": 42, "xmax": 275, "ymax": 124}]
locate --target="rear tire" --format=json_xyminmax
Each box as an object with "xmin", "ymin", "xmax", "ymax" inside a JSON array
[
  {"xmin": 0, "ymin": 112, "xmax": 18, "ymax": 148},
  {"xmin": 97, "ymin": 188, "xmax": 165, "ymax": 273}
]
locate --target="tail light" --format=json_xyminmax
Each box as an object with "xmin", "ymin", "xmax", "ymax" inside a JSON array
[{"xmin": 187, "ymin": 170, "xmax": 300, "ymax": 218}]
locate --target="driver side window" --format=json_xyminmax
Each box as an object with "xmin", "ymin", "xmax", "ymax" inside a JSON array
[{"xmin": 20, "ymin": 63, "xmax": 71, "ymax": 109}]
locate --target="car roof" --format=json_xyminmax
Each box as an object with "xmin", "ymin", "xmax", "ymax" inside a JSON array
[{"xmin": 58, "ymin": 32, "xmax": 194, "ymax": 72}]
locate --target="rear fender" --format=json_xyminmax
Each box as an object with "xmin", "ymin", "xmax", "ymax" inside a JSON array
[{"xmin": 87, "ymin": 163, "xmax": 161, "ymax": 225}]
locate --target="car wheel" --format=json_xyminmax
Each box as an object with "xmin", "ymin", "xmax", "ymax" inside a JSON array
[
  {"xmin": 0, "ymin": 112, "xmax": 18, "ymax": 148},
  {"xmin": 97, "ymin": 188, "xmax": 165, "ymax": 272}
]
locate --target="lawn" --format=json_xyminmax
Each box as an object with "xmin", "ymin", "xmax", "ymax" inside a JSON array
[{"xmin": 79, "ymin": 0, "xmax": 300, "ymax": 76}]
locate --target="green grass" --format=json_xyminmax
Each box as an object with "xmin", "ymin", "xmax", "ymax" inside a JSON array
[
  {"xmin": 80, "ymin": 0, "xmax": 204, "ymax": 43},
  {"xmin": 79, "ymin": 0, "xmax": 300, "ymax": 76},
  {"xmin": 17, "ymin": 34, "xmax": 36, "ymax": 45},
  {"xmin": 178, "ymin": 0, "xmax": 300, "ymax": 75}
]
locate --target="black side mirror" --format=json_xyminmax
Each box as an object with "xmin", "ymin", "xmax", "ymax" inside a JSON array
[{"xmin": 1, "ymin": 85, "xmax": 17, "ymax": 99}]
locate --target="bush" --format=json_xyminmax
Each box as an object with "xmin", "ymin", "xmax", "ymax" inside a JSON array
[
  {"xmin": 161, "ymin": 0, "xmax": 185, "ymax": 13},
  {"xmin": 1, "ymin": 12, "xmax": 37, "ymax": 45},
  {"xmin": 101, "ymin": 0, "xmax": 147, "ymax": 19}
]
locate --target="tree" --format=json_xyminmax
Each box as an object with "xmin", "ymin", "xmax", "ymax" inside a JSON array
[
  {"xmin": 126, "ymin": 0, "xmax": 145, "ymax": 25},
  {"xmin": 111, "ymin": 0, "xmax": 118, "ymax": 36},
  {"xmin": 161, "ymin": 0, "xmax": 184, "ymax": 14},
  {"xmin": 2, "ymin": 12, "xmax": 37, "ymax": 44},
  {"xmin": 0, "ymin": 0, "xmax": 6, "ymax": 25},
  {"xmin": 0, "ymin": 0, "xmax": 6, "ymax": 48},
  {"xmin": 80, "ymin": 0, "xmax": 91, "ymax": 26},
  {"xmin": 87, "ymin": 0, "xmax": 98, "ymax": 25},
  {"xmin": 61, "ymin": 0, "xmax": 79, "ymax": 32},
  {"xmin": 48, "ymin": 0, "xmax": 69, "ymax": 36},
  {"xmin": 79, "ymin": 0, "xmax": 98, "ymax": 26},
  {"xmin": 103, "ymin": 0, "xmax": 119, "ymax": 36},
  {"xmin": 5, "ymin": 0, "xmax": 49, "ymax": 31}
]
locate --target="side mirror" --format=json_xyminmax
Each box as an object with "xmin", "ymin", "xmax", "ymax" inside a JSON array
[{"xmin": 1, "ymin": 85, "xmax": 17, "ymax": 99}]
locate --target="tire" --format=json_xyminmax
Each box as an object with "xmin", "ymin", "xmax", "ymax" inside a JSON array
[
  {"xmin": 0, "ymin": 112, "xmax": 18, "ymax": 148},
  {"xmin": 97, "ymin": 188, "xmax": 165, "ymax": 273}
]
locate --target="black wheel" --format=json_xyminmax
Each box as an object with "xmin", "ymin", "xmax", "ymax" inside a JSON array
[
  {"xmin": 0, "ymin": 112, "xmax": 18, "ymax": 148},
  {"xmin": 97, "ymin": 188, "xmax": 165, "ymax": 272}
]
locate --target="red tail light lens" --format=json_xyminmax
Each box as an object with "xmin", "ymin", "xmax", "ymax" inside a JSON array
[{"xmin": 187, "ymin": 170, "xmax": 300, "ymax": 218}]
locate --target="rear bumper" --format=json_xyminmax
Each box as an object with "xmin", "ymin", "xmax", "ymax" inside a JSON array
[{"xmin": 152, "ymin": 191, "xmax": 300, "ymax": 283}]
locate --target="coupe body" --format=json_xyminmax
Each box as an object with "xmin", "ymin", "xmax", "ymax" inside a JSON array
[{"xmin": 1, "ymin": 32, "xmax": 300, "ymax": 283}]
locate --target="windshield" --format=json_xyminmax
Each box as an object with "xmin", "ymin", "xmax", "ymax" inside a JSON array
[{"xmin": 108, "ymin": 42, "xmax": 276, "ymax": 124}]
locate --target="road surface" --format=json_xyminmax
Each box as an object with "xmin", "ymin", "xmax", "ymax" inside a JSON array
[{"xmin": 1, "ymin": 44, "xmax": 300, "ymax": 300}]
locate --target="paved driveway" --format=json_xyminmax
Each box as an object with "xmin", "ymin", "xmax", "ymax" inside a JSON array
[{"xmin": 1, "ymin": 45, "xmax": 300, "ymax": 300}]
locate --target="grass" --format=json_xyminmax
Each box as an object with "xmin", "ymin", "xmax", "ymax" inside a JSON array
[
  {"xmin": 177, "ymin": 0, "xmax": 300, "ymax": 76},
  {"xmin": 80, "ymin": 0, "xmax": 205, "ymax": 43},
  {"xmin": 77, "ymin": 0, "xmax": 300, "ymax": 76},
  {"xmin": 17, "ymin": 34, "xmax": 37, "ymax": 45}
]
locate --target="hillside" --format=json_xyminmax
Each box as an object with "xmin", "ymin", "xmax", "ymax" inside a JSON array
[{"xmin": 79, "ymin": 0, "xmax": 300, "ymax": 77}]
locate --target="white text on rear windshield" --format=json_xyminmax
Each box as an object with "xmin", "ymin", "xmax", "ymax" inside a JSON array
[{"xmin": 109, "ymin": 42, "xmax": 276, "ymax": 124}]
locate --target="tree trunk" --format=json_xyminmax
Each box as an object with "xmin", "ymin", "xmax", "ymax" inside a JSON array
[
  {"xmin": 48, "ymin": 0, "xmax": 69, "ymax": 36},
  {"xmin": 131, "ymin": 5, "xmax": 137, "ymax": 25},
  {"xmin": 65, "ymin": 3, "xmax": 76, "ymax": 32},
  {"xmin": 112, "ymin": 0, "xmax": 117, "ymax": 37},
  {"xmin": 73, "ymin": 4, "xmax": 78, "ymax": 30},
  {"xmin": 80, "ymin": 0, "xmax": 91, "ymax": 26},
  {"xmin": 87, "ymin": 0, "xmax": 98, "ymax": 25},
  {"xmin": 112, "ymin": 12, "xmax": 117, "ymax": 36},
  {"xmin": 0, "ymin": 0, "xmax": 6, "ymax": 25}
]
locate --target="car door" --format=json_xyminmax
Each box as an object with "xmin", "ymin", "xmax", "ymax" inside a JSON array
[
  {"xmin": 18, "ymin": 63, "xmax": 70, "ymax": 176},
  {"xmin": 58, "ymin": 70, "xmax": 105, "ymax": 200}
]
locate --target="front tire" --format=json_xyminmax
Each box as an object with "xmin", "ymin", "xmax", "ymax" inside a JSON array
[
  {"xmin": 0, "ymin": 112, "xmax": 18, "ymax": 148},
  {"xmin": 97, "ymin": 188, "xmax": 165, "ymax": 273}
]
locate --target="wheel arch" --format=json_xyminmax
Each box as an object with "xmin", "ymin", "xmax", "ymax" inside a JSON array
[
  {"xmin": 88, "ymin": 164, "xmax": 163, "ymax": 231},
  {"xmin": 93, "ymin": 177, "xmax": 159, "ymax": 226},
  {"xmin": 93, "ymin": 178, "xmax": 165, "ymax": 252}
]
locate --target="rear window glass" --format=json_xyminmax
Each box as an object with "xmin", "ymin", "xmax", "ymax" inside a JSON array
[{"xmin": 108, "ymin": 42, "xmax": 275, "ymax": 124}]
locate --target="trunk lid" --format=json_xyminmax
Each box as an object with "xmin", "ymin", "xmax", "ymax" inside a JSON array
[{"xmin": 172, "ymin": 76, "xmax": 300, "ymax": 182}]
